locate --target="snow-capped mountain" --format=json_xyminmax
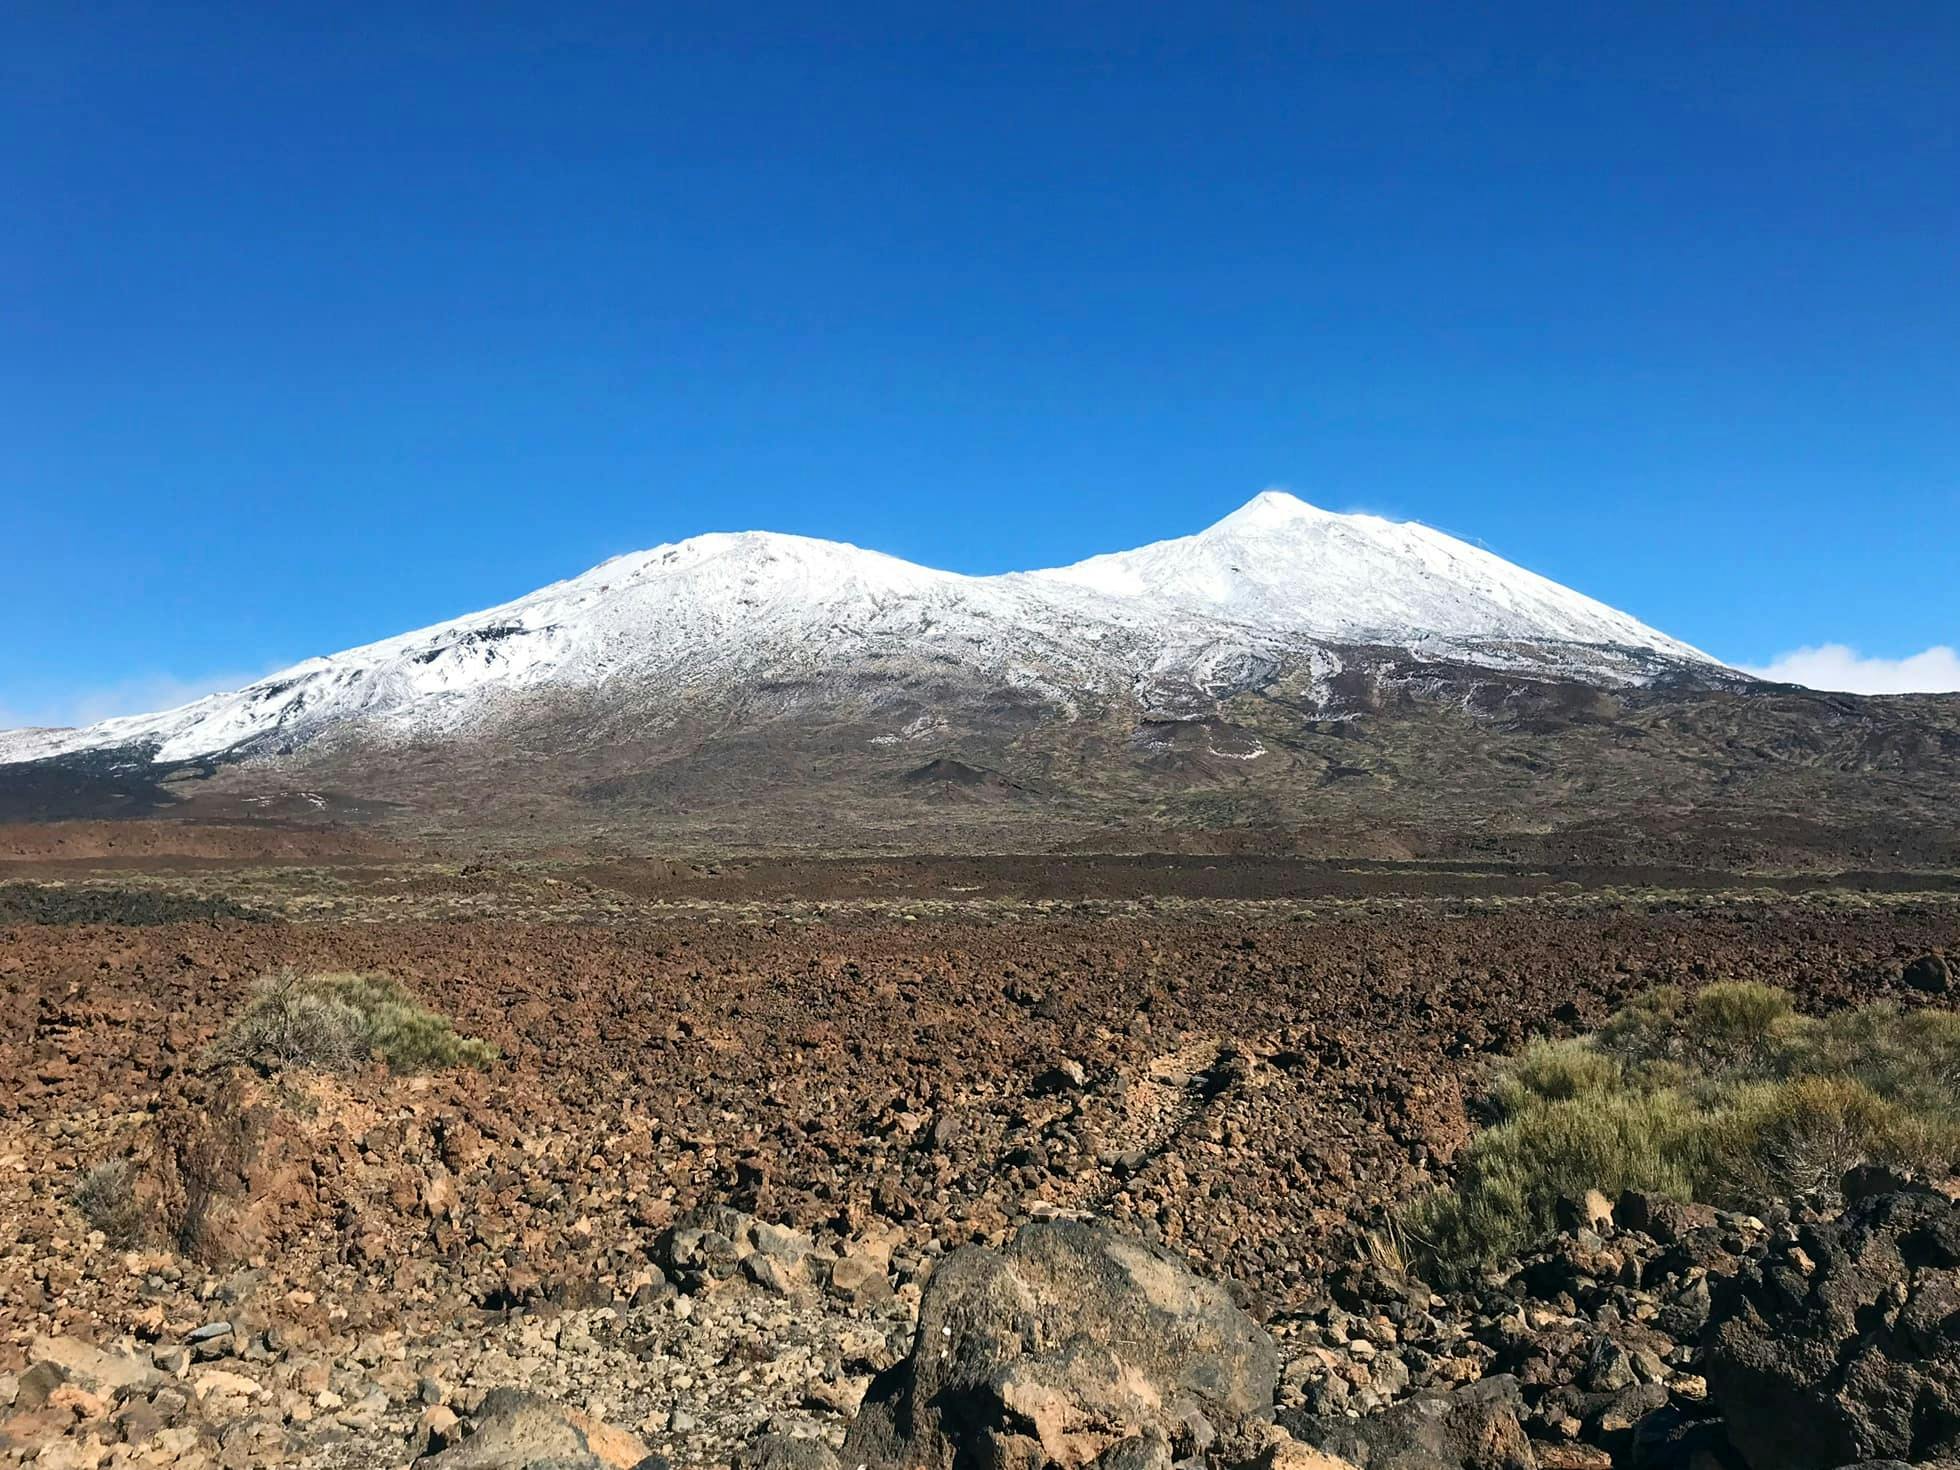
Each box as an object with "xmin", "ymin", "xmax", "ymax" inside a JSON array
[
  {"xmin": 1032, "ymin": 491, "xmax": 1710, "ymax": 661},
  {"xmin": 0, "ymin": 492, "xmax": 1723, "ymax": 769}
]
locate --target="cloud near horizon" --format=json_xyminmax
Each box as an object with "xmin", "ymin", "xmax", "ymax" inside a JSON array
[
  {"xmin": 1739, "ymin": 644, "xmax": 1960, "ymax": 695},
  {"xmin": 0, "ymin": 669, "xmax": 268, "ymax": 732}
]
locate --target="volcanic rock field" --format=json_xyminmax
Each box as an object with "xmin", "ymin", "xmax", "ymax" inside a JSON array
[{"xmin": 3, "ymin": 832, "xmax": 1959, "ymax": 1468}]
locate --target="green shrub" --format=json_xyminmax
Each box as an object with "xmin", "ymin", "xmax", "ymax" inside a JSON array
[
  {"xmin": 1410, "ymin": 1091, "xmax": 1704, "ymax": 1281},
  {"xmin": 211, "ymin": 969, "xmax": 497, "ymax": 1074},
  {"xmin": 1487, "ymin": 1038, "xmax": 1624, "ymax": 1119},
  {"xmin": 1597, "ymin": 981, "xmax": 1796, "ymax": 1074},
  {"xmin": 210, "ymin": 970, "xmax": 370, "ymax": 1071},
  {"xmin": 304, "ymin": 973, "xmax": 500, "ymax": 1072},
  {"xmin": 1883, "ymin": 1007, "xmax": 1960, "ymax": 1107},
  {"xmin": 1408, "ymin": 985, "xmax": 1960, "ymax": 1282},
  {"xmin": 1705, "ymin": 1076, "xmax": 1960, "ymax": 1208},
  {"xmin": 1594, "ymin": 985, "xmax": 1689, "ymax": 1068},
  {"xmin": 1691, "ymin": 982, "xmax": 1794, "ymax": 1053},
  {"xmin": 1766, "ymin": 1004, "xmax": 1960, "ymax": 1119}
]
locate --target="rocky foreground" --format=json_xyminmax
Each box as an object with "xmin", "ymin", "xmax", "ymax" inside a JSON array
[
  {"xmin": 14, "ymin": 1179, "xmax": 1960, "ymax": 1469},
  {"xmin": 3, "ymin": 885, "xmax": 1958, "ymax": 1468}
]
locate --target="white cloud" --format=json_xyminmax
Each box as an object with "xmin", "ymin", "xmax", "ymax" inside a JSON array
[
  {"xmin": 1739, "ymin": 644, "xmax": 1960, "ymax": 695},
  {"xmin": 0, "ymin": 669, "xmax": 266, "ymax": 732}
]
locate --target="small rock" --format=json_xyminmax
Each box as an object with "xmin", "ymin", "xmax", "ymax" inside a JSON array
[
  {"xmin": 418, "ymin": 1403, "xmax": 462, "ymax": 1456},
  {"xmin": 1034, "ymin": 1058, "xmax": 1089, "ymax": 1093},
  {"xmin": 1252, "ymin": 1433, "xmax": 1363, "ymax": 1470},
  {"xmin": 28, "ymin": 1337, "xmax": 157, "ymax": 1396},
  {"xmin": 828, "ymin": 1251, "xmax": 893, "ymax": 1306},
  {"xmin": 736, "ymin": 1434, "xmax": 843, "ymax": 1470},
  {"xmin": 18, "ymin": 1360, "xmax": 67, "ymax": 1412},
  {"xmin": 417, "ymin": 1388, "xmax": 655, "ymax": 1469},
  {"xmin": 1558, "ymin": 1191, "xmax": 1616, "ymax": 1235},
  {"xmin": 192, "ymin": 1368, "xmax": 263, "ymax": 1405},
  {"xmin": 742, "ymin": 1252, "xmax": 805, "ymax": 1296},
  {"xmin": 1904, "ymin": 953, "xmax": 1951, "ymax": 994},
  {"xmin": 1284, "ymin": 1375, "xmax": 1536, "ymax": 1470},
  {"xmin": 845, "ymin": 1220, "xmax": 1276, "ymax": 1470}
]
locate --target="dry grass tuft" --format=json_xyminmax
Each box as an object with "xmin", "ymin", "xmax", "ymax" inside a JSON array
[
  {"xmin": 210, "ymin": 968, "xmax": 498, "ymax": 1074},
  {"xmin": 74, "ymin": 1158, "xmax": 147, "ymax": 1247}
]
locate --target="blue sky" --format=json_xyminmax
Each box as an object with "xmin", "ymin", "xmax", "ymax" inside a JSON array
[{"xmin": 5, "ymin": 1, "xmax": 1956, "ymax": 723}]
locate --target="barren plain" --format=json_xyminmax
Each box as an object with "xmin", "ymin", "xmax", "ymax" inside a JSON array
[{"xmin": 4, "ymin": 821, "xmax": 1959, "ymax": 1467}]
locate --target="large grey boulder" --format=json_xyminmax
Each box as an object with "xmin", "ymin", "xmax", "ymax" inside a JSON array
[
  {"xmin": 415, "ymin": 1389, "xmax": 658, "ymax": 1469},
  {"xmin": 1703, "ymin": 1189, "xmax": 1960, "ymax": 1470},
  {"xmin": 1278, "ymin": 1376, "xmax": 1536, "ymax": 1470},
  {"xmin": 843, "ymin": 1219, "xmax": 1277, "ymax": 1470}
]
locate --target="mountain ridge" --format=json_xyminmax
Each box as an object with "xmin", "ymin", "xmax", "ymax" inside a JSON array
[
  {"xmin": 0, "ymin": 492, "xmax": 1723, "ymax": 770},
  {"xmin": 18, "ymin": 490, "xmax": 1939, "ymax": 868}
]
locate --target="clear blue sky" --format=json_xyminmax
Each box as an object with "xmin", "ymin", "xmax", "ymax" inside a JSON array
[{"xmin": 5, "ymin": 1, "xmax": 1956, "ymax": 721}]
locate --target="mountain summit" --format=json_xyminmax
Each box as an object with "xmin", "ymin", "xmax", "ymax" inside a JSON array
[{"xmin": 1031, "ymin": 491, "xmax": 1708, "ymax": 660}]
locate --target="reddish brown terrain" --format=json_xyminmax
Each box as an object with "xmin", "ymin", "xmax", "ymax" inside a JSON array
[{"xmin": 3, "ymin": 822, "xmax": 1958, "ymax": 1468}]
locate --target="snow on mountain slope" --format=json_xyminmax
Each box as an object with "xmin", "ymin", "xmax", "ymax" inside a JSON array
[
  {"xmin": 1030, "ymin": 491, "xmax": 1712, "ymax": 662},
  {"xmin": 0, "ymin": 531, "xmax": 1266, "ymax": 766},
  {"xmin": 0, "ymin": 495, "xmax": 1722, "ymax": 768}
]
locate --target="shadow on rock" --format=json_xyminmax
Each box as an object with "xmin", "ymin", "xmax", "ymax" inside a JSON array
[{"xmin": 1703, "ymin": 1185, "xmax": 1960, "ymax": 1470}]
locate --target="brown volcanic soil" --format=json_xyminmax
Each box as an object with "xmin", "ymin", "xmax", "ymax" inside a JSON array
[
  {"xmin": 578, "ymin": 851, "xmax": 1960, "ymax": 904},
  {"xmin": 4, "ymin": 860, "xmax": 1958, "ymax": 1464},
  {"xmin": 9, "ymin": 891, "xmax": 1959, "ymax": 1299},
  {"xmin": 0, "ymin": 819, "xmax": 408, "ymax": 866}
]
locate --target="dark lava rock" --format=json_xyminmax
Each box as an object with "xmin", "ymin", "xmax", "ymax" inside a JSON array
[
  {"xmin": 735, "ymin": 1434, "xmax": 841, "ymax": 1470},
  {"xmin": 1626, "ymin": 1404, "xmax": 1745, "ymax": 1470},
  {"xmin": 0, "ymin": 882, "xmax": 266, "ymax": 926},
  {"xmin": 1617, "ymin": 1190, "xmax": 1717, "ymax": 1246},
  {"xmin": 843, "ymin": 1219, "xmax": 1277, "ymax": 1470},
  {"xmin": 1839, "ymin": 1162, "xmax": 1923, "ymax": 1206},
  {"xmin": 1703, "ymin": 1190, "xmax": 1960, "ymax": 1470},
  {"xmin": 1280, "ymin": 1375, "xmax": 1536, "ymax": 1470},
  {"xmin": 1903, "ymin": 953, "xmax": 1952, "ymax": 994}
]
